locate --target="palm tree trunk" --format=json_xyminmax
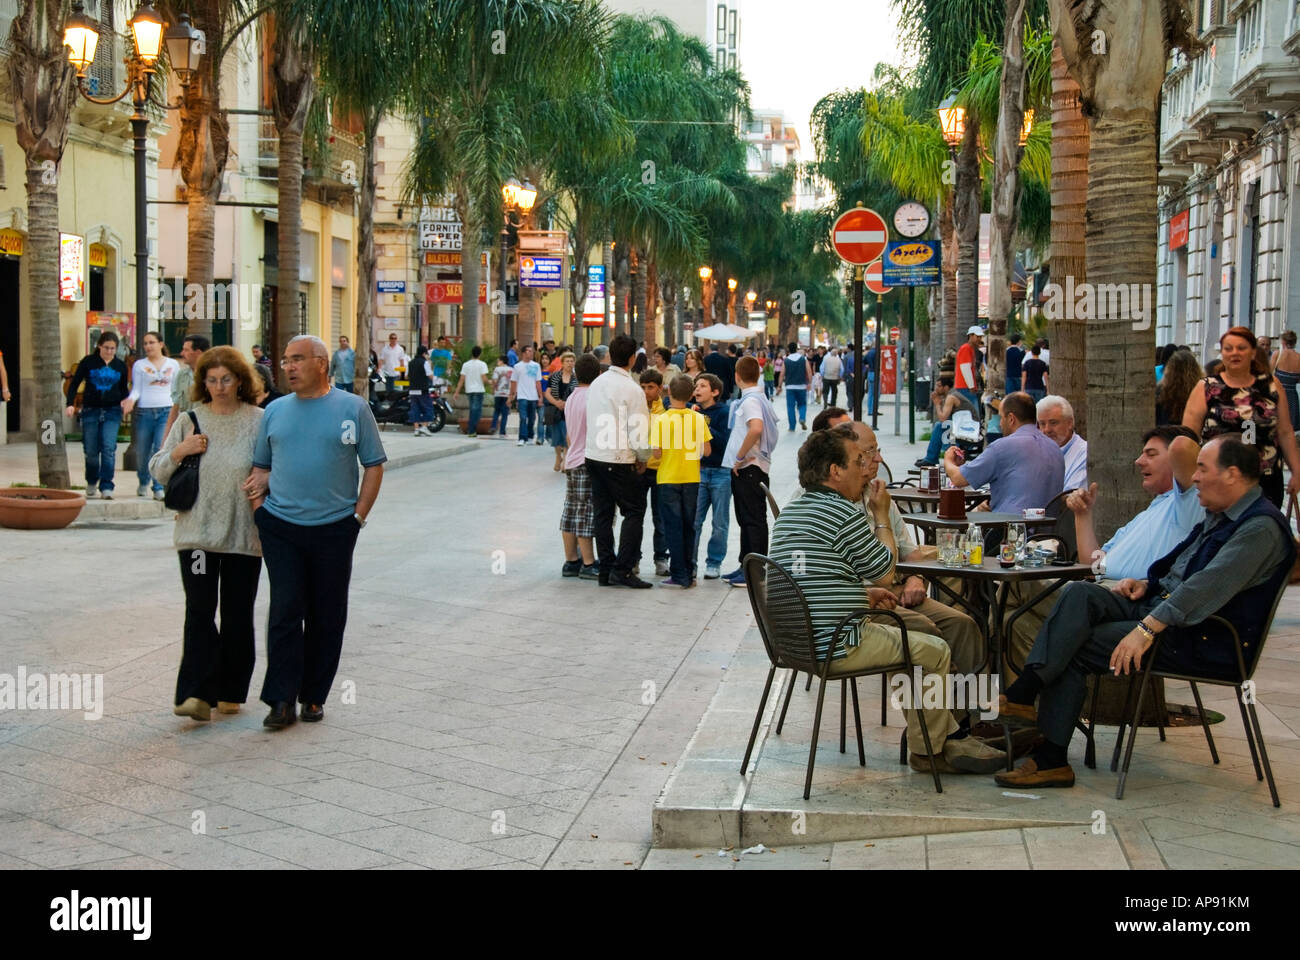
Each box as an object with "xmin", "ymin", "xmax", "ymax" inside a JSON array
[
  {"xmin": 177, "ymin": 0, "xmax": 230, "ymax": 340},
  {"xmin": 1048, "ymin": 39, "xmax": 1089, "ymax": 433},
  {"xmin": 614, "ymin": 242, "xmax": 629, "ymax": 335},
  {"xmin": 986, "ymin": 0, "xmax": 1029, "ymax": 395},
  {"xmin": 458, "ymin": 191, "xmax": 483, "ymax": 345},
  {"xmin": 9, "ymin": 0, "xmax": 76, "ymax": 487},
  {"xmin": 630, "ymin": 246, "xmax": 647, "ymax": 344},
  {"xmin": 271, "ymin": 14, "xmax": 313, "ymax": 388},
  {"xmin": 954, "ymin": 122, "xmax": 982, "ymax": 339},
  {"xmin": 644, "ymin": 258, "xmax": 658, "ymax": 352},
  {"xmin": 939, "ymin": 193, "xmax": 957, "ymax": 361},
  {"xmin": 602, "ymin": 241, "xmax": 614, "ymax": 344},
  {"xmin": 355, "ymin": 106, "xmax": 381, "ymax": 368}
]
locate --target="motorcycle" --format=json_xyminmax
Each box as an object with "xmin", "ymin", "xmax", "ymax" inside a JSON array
[{"xmin": 368, "ymin": 368, "xmax": 411, "ymax": 425}]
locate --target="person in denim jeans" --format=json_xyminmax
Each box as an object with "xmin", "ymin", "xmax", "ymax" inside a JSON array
[
  {"xmin": 65, "ymin": 331, "xmax": 130, "ymax": 498},
  {"xmin": 508, "ymin": 344, "xmax": 544, "ymax": 446},
  {"xmin": 122, "ymin": 331, "xmax": 180, "ymax": 498},
  {"xmin": 490, "ymin": 355, "xmax": 512, "ymax": 436},
  {"xmin": 691, "ymin": 374, "xmax": 732, "ymax": 579}
]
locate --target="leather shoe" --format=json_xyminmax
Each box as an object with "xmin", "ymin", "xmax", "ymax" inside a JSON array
[
  {"xmin": 996, "ymin": 695, "xmax": 1037, "ymax": 727},
  {"xmin": 609, "ymin": 571, "xmax": 653, "ymax": 589},
  {"xmin": 300, "ymin": 703, "xmax": 324, "ymax": 723},
  {"xmin": 263, "ymin": 702, "xmax": 297, "ymax": 729},
  {"xmin": 942, "ymin": 736, "xmax": 1007, "ymax": 773},
  {"xmin": 994, "ymin": 757, "xmax": 1076, "ymax": 788}
]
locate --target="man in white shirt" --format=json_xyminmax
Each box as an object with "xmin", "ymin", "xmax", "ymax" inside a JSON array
[
  {"xmin": 820, "ymin": 349, "xmax": 843, "ymax": 407},
  {"xmin": 379, "ymin": 333, "xmax": 409, "ymax": 392},
  {"xmin": 721, "ymin": 355, "xmax": 780, "ymax": 587},
  {"xmin": 452, "ymin": 344, "xmax": 490, "ymax": 438},
  {"xmin": 507, "ymin": 344, "xmax": 545, "ymax": 446},
  {"xmin": 1036, "ymin": 395, "xmax": 1088, "ymax": 493},
  {"xmin": 584, "ymin": 335, "xmax": 653, "ymax": 588}
]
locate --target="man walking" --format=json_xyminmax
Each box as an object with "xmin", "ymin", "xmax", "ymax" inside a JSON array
[
  {"xmin": 955, "ymin": 325, "xmax": 984, "ymax": 418},
  {"xmin": 243, "ymin": 335, "xmax": 386, "ymax": 729},
  {"xmin": 379, "ymin": 333, "xmax": 408, "ymax": 392},
  {"xmin": 452, "ymin": 344, "xmax": 490, "ymax": 438},
  {"xmin": 1004, "ymin": 333, "xmax": 1025, "ymax": 398},
  {"xmin": 165, "ymin": 334, "xmax": 210, "ymax": 437},
  {"xmin": 329, "ymin": 335, "xmax": 356, "ymax": 393},
  {"xmin": 703, "ymin": 342, "xmax": 734, "ymax": 402},
  {"xmin": 820, "ymin": 348, "xmax": 843, "ymax": 407},
  {"xmin": 722, "ymin": 356, "xmax": 779, "ymax": 587},
  {"xmin": 585, "ymin": 334, "xmax": 653, "ymax": 588},
  {"xmin": 65, "ymin": 331, "xmax": 130, "ymax": 499},
  {"xmin": 776, "ymin": 341, "xmax": 812, "ymax": 431},
  {"xmin": 508, "ymin": 344, "xmax": 545, "ymax": 446}
]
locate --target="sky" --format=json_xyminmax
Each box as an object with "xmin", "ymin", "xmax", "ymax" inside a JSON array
[{"xmin": 740, "ymin": 0, "xmax": 908, "ymax": 161}]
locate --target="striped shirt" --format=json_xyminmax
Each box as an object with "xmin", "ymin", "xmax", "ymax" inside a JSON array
[{"xmin": 769, "ymin": 488, "xmax": 893, "ymax": 659}]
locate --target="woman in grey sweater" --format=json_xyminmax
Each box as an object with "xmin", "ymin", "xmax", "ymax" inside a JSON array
[{"xmin": 150, "ymin": 346, "xmax": 264, "ymax": 722}]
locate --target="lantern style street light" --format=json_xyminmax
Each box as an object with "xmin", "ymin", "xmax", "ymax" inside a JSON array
[
  {"xmin": 499, "ymin": 178, "xmax": 538, "ymax": 347},
  {"xmin": 1019, "ymin": 108, "xmax": 1035, "ymax": 148},
  {"xmin": 65, "ymin": 1, "xmax": 201, "ymax": 469},
  {"xmin": 698, "ymin": 266, "xmax": 713, "ymax": 327},
  {"xmin": 937, "ymin": 93, "xmax": 965, "ymax": 156}
]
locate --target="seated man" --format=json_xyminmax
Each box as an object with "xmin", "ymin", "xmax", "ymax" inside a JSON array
[
  {"xmin": 770, "ymin": 425, "xmax": 1006, "ymax": 774},
  {"xmin": 1036, "ymin": 395, "xmax": 1088, "ymax": 492},
  {"xmin": 916, "ymin": 375, "xmax": 977, "ymax": 467},
  {"xmin": 1006, "ymin": 426, "xmax": 1203, "ymax": 671},
  {"xmin": 996, "ymin": 436, "xmax": 1295, "ymax": 788},
  {"xmin": 942, "ymin": 391, "xmax": 1064, "ymax": 514}
]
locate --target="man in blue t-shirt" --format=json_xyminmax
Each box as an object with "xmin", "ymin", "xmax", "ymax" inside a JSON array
[
  {"xmin": 1005, "ymin": 334, "xmax": 1025, "ymax": 397},
  {"xmin": 244, "ymin": 335, "xmax": 387, "ymax": 730}
]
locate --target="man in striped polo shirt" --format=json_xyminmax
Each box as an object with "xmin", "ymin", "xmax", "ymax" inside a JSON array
[{"xmin": 769, "ymin": 425, "xmax": 1005, "ymax": 774}]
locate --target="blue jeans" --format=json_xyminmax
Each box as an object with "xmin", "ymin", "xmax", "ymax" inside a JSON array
[
  {"xmin": 81, "ymin": 407, "xmax": 122, "ymax": 493},
  {"xmin": 466, "ymin": 392, "xmax": 485, "ymax": 435},
  {"xmin": 924, "ymin": 420, "xmax": 951, "ymax": 464},
  {"xmin": 693, "ymin": 466, "xmax": 731, "ymax": 568},
  {"xmin": 1025, "ymin": 388, "xmax": 1045, "ymax": 404},
  {"xmin": 335, "ymin": 382, "xmax": 355, "ymax": 393},
  {"xmin": 784, "ymin": 388, "xmax": 808, "ymax": 430},
  {"xmin": 763, "ymin": 380, "xmax": 774, "ymax": 400},
  {"xmin": 1005, "ymin": 377, "xmax": 1019, "ymax": 397},
  {"xmin": 517, "ymin": 399, "xmax": 537, "ymax": 441},
  {"xmin": 135, "ymin": 405, "xmax": 171, "ymax": 491},
  {"xmin": 867, "ymin": 373, "xmax": 876, "ymax": 415},
  {"xmin": 641, "ymin": 468, "xmax": 669, "ymax": 564},
  {"xmin": 658, "ymin": 482, "xmax": 699, "ymax": 583},
  {"xmin": 492, "ymin": 396, "xmax": 509, "ymax": 435}
]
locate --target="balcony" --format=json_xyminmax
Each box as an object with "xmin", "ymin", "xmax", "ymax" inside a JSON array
[
  {"xmin": 305, "ymin": 129, "xmax": 363, "ymax": 203},
  {"xmin": 1231, "ymin": 0, "xmax": 1300, "ymax": 111},
  {"xmin": 1160, "ymin": 59, "xmax": 1198, "ymax": 165},
  {"xmin": 1284, "ymin": 0, "xmax": 1300, "ymax": 59},
  {"xmin": 1182, "ymin": 28, "xmax": 1262, "ymax": 152}
]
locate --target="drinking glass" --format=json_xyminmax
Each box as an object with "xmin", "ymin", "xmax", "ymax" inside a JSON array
[
  {"xmin": 938, "ymin": 529, "xmax": 961, "ymax": 567},
  {"xmin": 1006, "ymin": 522, "xmax": 1026, "ymax": 561}
]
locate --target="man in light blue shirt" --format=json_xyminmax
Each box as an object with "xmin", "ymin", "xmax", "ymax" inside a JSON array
[
  {"xmin": 1007, "ymin": 425, "xmax": 1203, "ymax": 667},
  {"xmin": 942, "ymin": 392, "xmax": 1064, "ymax": 514},
  {"xmin": 1037, "ymin": 395, "xmax": 1088, "ymax": 492},
  {"xmin": 329, "ymin": 335, "xmax": 356, "ymax": 392},
  {"xmin": 244, "ymin": 335, "xmax": 386, "ymax": 730}
]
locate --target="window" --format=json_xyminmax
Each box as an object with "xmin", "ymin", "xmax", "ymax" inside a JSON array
[
  {"xmin": 716, "ymin": 4, "xmax": 726, "ymax": 44},
  {"xmin": 1198, "ymin": 0, "xmax": 1214, "ymax": 33},
  {"xmin": 716, "ymin": 47, "xmax": 726, "ymax": 70},
  {"xmin": 728, "ymin": 10, "xmax": 737, "ymax": 48},
  {"xmin": 729, "ymin": 52, "xmax": 736, "ymax": 70},
  {"xmin": 88, "ymin": 0, "xmax": 118, "ymax": 97}
]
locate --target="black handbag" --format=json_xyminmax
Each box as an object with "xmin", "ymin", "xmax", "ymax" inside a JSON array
[{"xmin": 164, "ymin": 411, "xmax": 202, "ymax": 511}]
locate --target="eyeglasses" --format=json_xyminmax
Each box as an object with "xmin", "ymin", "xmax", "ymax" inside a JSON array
[
  {"xmin": 280, "ymin": 355, "xmax": 316, "ymax": 368},
  {"xmin": 204, "ymin": 376, "xmax": 235, "ymax": 388}
]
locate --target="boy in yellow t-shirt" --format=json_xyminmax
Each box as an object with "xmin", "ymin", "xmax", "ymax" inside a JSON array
[
  {"xmin": 640, "ymin": 368, "xmax": 670, "ymax": 575},
  {"xmin": 652, "ymin": 373, "xmax": 712, "ymax": 587}
]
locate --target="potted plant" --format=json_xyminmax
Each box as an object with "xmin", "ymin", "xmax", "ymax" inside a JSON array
[{"xmin": 0, "ymin": 484, "xmax": 87, "ymax": 530}]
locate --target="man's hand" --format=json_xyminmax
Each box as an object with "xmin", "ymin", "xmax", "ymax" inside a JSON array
[
  {"xmin": 944, "ymin": 445, "xmax": 965, "ymax": 465},
  {"xmin": 866, "ymin": 478, "xmax": 891, "ymax": 515},
  {"xmin": 1109, "ymin": 628, "xmax": 1154, "ymax": 676},
  {"xmin": 866, "ymin": 587, "xmax": 898, "ymax": 610},
  {"xmin": 1066, "ymin": 482, "xmax": 1098, "ymax": 515},
  {"xmin": 242, "ymin": 467, "xmax": 270, "ymax": 503},
  {"xmin": 899, "ymin": 577, "xmax": 927, "ymax": 608},
  {"xmin": 1289, "ymin": 473, "xmax": 1300, "ymax": 498},
  {"xmin": 1112, "ymin": 578, "xmax": 1148, "ymax": 600},
  {"xmin": 65, "ymin": 405, "xmax": 76, "ymax": 419},
  {"xmin": 635, "ymin": 461, "xmax": 647, "ymax": 475},
  {"xmin": 971, "ymin": 501, "xmax": 991, "ymax": 512}
]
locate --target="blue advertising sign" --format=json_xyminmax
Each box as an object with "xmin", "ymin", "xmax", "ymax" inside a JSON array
[
  {"xmin": 587, "ymin": 264, "xmax": 605, "ymax": 298},
  {"xmin": 881, "ymin": 241, "xmax": 941, "ymax": 287},
  {"xmin": 376, "ymin": 280, "xmax": 406, "ymax": 293},
  {"xmin": 520, "ymin": 255, "xmax": 563, "ymax": 289}
]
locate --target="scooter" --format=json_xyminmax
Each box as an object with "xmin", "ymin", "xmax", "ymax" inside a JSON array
[{"xmin": 368, "ymin": 369, "xmax": 411, "ymax": 425}]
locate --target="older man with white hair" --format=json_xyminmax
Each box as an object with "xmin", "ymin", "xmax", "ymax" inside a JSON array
[
  {"xmin": 1037, "ymin": 394, "xmax": 1087, "ymax": 492},
  {"xmin": 242, "ymin": 335, "xmax": 386, "ymax": 729}
]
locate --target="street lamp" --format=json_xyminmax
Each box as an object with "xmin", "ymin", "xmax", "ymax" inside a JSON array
[
  {"xmin": 937, "ymin": 93, "xmax": 965, "ymax": 153},
  {"xmin": 1019, "ymin": 108, "xmax": 1035, "ymax": 148},
  {"xmin": 500, "ymin": 178, "xmax": 538, "ymax": 348},
  {"xmin": 66, "ymin": 1, "xmax": 200, "ymax": 469},
  {"xmin": 726, "ymin": 277, "xmax": 738, "ymax": 327},
  {"xmin": 698, "ymin": 266, "xmax": 713, "ymax": 327}
]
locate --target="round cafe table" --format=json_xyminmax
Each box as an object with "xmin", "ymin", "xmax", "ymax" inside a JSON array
[
  {"xmin": 900, "ymin": 510, "xmax": 1055, "ymax": 545},
  {"xmin": 890, "ymin": 487, "xmax": 990, "ymax": 515}
]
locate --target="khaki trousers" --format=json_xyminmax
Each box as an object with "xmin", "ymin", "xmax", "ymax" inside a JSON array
[
  {"xmin": 1004, "ymin": 582, "xmax": 1058, "ymax": 683},
  {"xmin": 831, "ymin": 620, "xmax": 959, "ymax": 755}
]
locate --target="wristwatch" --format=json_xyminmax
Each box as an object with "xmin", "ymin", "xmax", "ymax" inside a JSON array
[{"xmin": 354, "ymin": 513, "xmax": 367, "ymax": 528}]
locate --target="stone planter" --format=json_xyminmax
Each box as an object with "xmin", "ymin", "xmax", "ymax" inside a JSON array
[
  {"xmin": 458, "ymin": 417, "xmax": 495, "ymax": 435},
  {"xmin": 0, "ymin": 487, "xmax": 87, "ymax": 530}
]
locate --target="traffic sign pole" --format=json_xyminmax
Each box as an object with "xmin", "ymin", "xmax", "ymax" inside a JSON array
[
  {"xmin": 872, "ymin": 293, "xmax": 882, "ymax": 431},
  {"xmin": 853, "ymin": 266, "xmax": 864, "ymax": 421},
  {"xmin": 907, "ymin": 285, "xmax": 916, "ymax": 445}
]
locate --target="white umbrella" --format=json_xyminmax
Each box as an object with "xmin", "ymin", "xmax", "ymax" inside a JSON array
[{"xmin": 693, "ymin": 323, "xmax": 758, "ymax": 342}]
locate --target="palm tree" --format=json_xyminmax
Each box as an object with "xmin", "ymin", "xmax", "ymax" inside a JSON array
[
  {"xmin": 7, "ymin": 0, "xmax": 76, "ymax": 487},
  {"xmin": 1048, "ymin": 0, "xmax": 1198, "ymax": 533}
]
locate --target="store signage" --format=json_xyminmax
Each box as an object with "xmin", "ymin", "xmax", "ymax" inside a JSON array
[
  {"xmin": 0, "ymin": 229, "xmax": 24, "ymax": 257},
  {"xmin": 419, "ymin": 207, "xmax": 462, "ymax": 250},
  {"xmin": 377, "ymin": 280, "xmax": 406, "ymax": 293},
  {"xmin": 59, "ymin": 233, "xmax": 85, "ymax": 302},
  {"xmin": 881, "ymin": 240, "xmax": 941, "ymax": 287},
  {"xmin": 1170, "ymin": 209, "xmax": 1190, "ymax": 251},
  {"xmin": 519, "ymin": 255, "xmax": 562, "ymax": 289},
  {"xmin": 425, "ymin": 281, "xmax": 486, "ymax": 304}
]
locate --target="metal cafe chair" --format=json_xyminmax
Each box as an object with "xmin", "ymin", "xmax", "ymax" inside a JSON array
[
  {"xmin": 739, "ymin": 554, "xmax": 943, "ymax": 798},
  {"xmin": 760, "ymin": 479, "xmax": 891, "ymax": 727},
  {"xmin": 1114, "ymin": 577, "xmax": 1290, "ymax": 807}
]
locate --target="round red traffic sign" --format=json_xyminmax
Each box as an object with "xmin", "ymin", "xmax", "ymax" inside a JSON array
[
  {"xmin": 831, "ymin": 206, "xmax": 888, "ymax": 265},
  {"xmin": 864, "ymin": 259, "xmax": 890, "ymax": 295}
]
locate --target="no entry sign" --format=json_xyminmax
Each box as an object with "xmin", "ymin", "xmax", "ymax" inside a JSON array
[
  {"xmin": 864, "ymin": 259, "xmax": 890, "ymax": 296},
  {"xmin": 830, "ymin": 206, "xmax": 888, "ymax": 266}
]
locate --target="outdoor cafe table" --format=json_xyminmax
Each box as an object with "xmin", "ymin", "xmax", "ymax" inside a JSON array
[
  {"xmin": 894, "ymin": 555, "xmax": 1095, "ymax": 685},
  {"xmin": 900, "ymin": 510, "xmax": 1055, "ymax": 545},
  {"xmin": 891, "ymin": 487, "xmax": 990, "ymax": 514}
]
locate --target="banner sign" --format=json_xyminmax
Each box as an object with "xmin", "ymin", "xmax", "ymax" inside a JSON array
[
  {"xmin": 419, "ymin": 207, "xmax": 462, "ymax": 250},
  {"xmin": 59, "ymin": 233, "xmax": 85, "ymax": 302},
  {"xmin": 425, "ymin": 282, "xmax": 486, "ymax": 304},
  {"xmin": 519, "ymin": 255, "xmax": 563, "ymax": 289},
  {"xmin": 377, "ymin": 280, "xmax": 406, "ymax": 293},
  {"xmin": 881, "ymin": 240, "xmax": 941, "ymax": 287}
]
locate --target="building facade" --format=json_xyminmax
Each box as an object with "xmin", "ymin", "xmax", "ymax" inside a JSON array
[{"xmin": 1156, "ymin": 0, "xmax": 1300, "ymax": 364}]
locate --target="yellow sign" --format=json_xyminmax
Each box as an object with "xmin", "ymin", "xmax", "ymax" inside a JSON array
[
  {"xmin": 0, "ymin": 229, "xmax": 24, "ymax": 257},
  {"xmin": 887, "ymin": 243, "xmax": 933, "ymax": 267},
  {"xmin": 88, "ymin": 243, "xmax": 107, "ymax": 268}
]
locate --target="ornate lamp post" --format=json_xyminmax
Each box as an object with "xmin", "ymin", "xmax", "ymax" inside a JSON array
[{"xmin": 499, "ymin": 177, "xmax": 537, "ymax": 348}]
